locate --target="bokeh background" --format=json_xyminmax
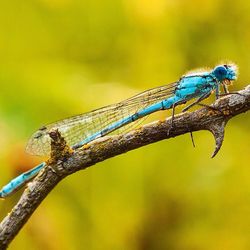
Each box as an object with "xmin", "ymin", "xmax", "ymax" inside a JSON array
[{"xmin": 0, "ymin": 0, "xmax": 250, "ymax": 249}]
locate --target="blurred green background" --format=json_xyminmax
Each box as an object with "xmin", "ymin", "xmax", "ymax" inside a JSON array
[{"xmin": 0, "ymin": 0, "xmax": 250, "ymax": 249}]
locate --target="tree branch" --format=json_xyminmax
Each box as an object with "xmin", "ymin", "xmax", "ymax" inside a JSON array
[{"xmin": 0, "ymin": 85, "xmax": 250, "ymax": 249}]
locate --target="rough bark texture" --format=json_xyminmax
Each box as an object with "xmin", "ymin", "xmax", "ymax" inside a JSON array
[{"xmin": 0, "ymin": 85, "xmax": 249, "ymax": 249}]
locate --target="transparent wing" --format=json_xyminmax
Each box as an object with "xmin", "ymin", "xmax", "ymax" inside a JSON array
[{"xmin": 26, "ymin": 82, "xmax": 178, "ymax": 156}]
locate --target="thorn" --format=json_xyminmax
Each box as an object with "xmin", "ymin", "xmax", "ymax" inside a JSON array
[{"xmin": 208, "ymin": 121, "xmax": 226, "ymax": 158}]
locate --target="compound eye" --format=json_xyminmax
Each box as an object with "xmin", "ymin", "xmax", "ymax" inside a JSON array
[
  {"xmin": 224, "ymin": 64, "xmax": 228, "ymax": 69},
  {"xmin": 215, "ymin": 66, "xmax": 227, "ymax": 76}
]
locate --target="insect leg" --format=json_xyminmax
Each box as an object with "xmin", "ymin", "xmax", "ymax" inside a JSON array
[
  {"xmin": 182, "ymin": 92, "xmax": 211, "ymax": 113},
  {"xmin": 171, "ymin": 103, "xmax": 176, "ymax": 128},
  {"xmin": 218, "ymin": 92, "xmax": 245, "ymax": 97},
  {"xmin": 166, "ymin": 98, "xmax": 188, "ymax": 136},
  {"xmin": 222, "ymin": 83, "xmax": 229, "ymax": 94},
  {"xmin": 190, "ymin": 131, "xmax": 195, "ymax": 147},
  {"xmin": 170, "ymin": 99, "xmax": 186, "ymax": 127},
  {"xmin": 196, "ymin": 103, "xmax": 224, "ymax": 115}
]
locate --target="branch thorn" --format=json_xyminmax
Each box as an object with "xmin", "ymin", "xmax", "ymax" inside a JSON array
[{"xmin": 208, "ymin": 121, "xmax": 226, "ymax": 158}]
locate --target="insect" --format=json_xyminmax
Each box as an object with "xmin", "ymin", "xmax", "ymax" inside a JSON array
[{"xmin": 0, "ymin": 63, "xmax": 238, "ymax": 198}]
